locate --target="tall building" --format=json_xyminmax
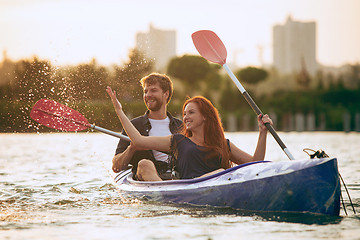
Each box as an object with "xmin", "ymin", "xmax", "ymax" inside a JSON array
[
  {"xmin": 136, "ymin": 24, "xmax": 176, "ymax": 72},
  {"xmin": 273, "ymin": 16, "xmax": 317, "ymax": 76}
]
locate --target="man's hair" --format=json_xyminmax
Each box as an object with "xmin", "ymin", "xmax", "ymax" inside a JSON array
[{"xmin": 139, "ymin": 73, "xmax": 173, "ymax": 104}]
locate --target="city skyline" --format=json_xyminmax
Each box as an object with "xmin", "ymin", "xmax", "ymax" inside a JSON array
[
  {"xmin": 136, "ymin": 24, "xmax": 176, "ymax": 71},
  {"xmin": 273, "ymin": 16, "xmax": 317, "ymax": 76},
  {"xmin": 0, "ymin": 0, "xmax": 359, "ymax": 68}
]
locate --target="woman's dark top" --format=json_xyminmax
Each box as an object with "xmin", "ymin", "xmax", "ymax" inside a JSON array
[{"xmin": 170, "ymin": 133, "xmax": 225, "ymax": 179}]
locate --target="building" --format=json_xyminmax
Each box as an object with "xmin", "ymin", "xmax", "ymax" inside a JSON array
[
  {"xmin": 273, "ymin": 16, "xmax": 317, "ymax": 76},
  {"xmin": 136, "ymin": 24, "xmax": 176, "ymax": 72}
]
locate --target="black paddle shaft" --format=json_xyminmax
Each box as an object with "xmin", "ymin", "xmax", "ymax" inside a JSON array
[{"xmin": 242, "ymin": 91, "xmax": 287, "ymax": 150}]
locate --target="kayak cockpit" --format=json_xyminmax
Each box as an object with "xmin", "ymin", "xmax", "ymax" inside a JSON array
[{"xmin": 114, "ymin": 160, "xmax": 271, "ymax": 186}]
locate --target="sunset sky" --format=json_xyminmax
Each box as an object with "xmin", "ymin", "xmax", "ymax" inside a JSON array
[{"xmin": 0, "ymin": 0, "xmax": 359, "ymax": 68}]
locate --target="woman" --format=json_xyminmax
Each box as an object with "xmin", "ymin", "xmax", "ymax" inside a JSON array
[{"xmin": 106, "ymin": 87, "xmax": 273, "ymax": 181}]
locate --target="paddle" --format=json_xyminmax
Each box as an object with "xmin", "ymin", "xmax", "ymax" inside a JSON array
[
  {"xmin": 30, "ymin": 99, "xmax": 130, "ymax": 141},
  {"xmin": 192, "ymin": 30, "xmax": 295, "ymax": 160}
]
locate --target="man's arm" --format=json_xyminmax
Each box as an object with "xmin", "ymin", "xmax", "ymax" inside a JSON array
[
  {"xmin": 112, "ymin": 112, "xmax": 148, "ymax": 173},
  {"xmin": 112, "ymin": 143, "xmax": 138, "ymax": 173}
]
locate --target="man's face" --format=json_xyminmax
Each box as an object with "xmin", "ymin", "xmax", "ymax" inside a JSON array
[{"xmin": 143, "ymin": 82, "xmax": 168, "ymax": 111}]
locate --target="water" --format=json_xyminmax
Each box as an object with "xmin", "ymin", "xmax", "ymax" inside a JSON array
[{"xmin": 1, "ymin": 132, "xmax": 360, "ymax": 239}]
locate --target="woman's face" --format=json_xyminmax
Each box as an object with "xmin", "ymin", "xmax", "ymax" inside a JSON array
[{"xmin": 183, "ymin": 102, "xmax": 205, "ymax": 131}]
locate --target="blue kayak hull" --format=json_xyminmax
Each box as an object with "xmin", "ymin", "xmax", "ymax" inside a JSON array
[{"xmin": 114, "ymin": 158, "xmax": 340, "ymax": 216}]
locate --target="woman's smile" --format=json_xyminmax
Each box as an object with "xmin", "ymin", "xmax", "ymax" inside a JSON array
[{"xmin": 183, "ymin": 102, "xmax": 204, "ymax": 130}]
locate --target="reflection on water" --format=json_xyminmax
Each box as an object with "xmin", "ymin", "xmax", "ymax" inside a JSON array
[
  {"xmin": 0, "ymin": 132, "xmax": 359, "ymax": 239},
  {"xmin": 136, "ymin": 202, "xmax": 344, "ymax": 225}
]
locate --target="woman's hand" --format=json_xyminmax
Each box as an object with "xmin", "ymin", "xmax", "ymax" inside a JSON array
[
  {"xmin": 106, "ymin": 87, "xmax": 122, "ymax": 112},
  {"xmin": 258, "ymin": 114, "xmax": 273, "ymax": 132}
]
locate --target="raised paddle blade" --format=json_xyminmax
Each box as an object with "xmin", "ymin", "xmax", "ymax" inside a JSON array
[
  {"xmin": 192, "ymin": 30, "xmax": 295, "ymax": 160},
  {"xmin": 30, "ymin": 99, "xmax": 90, "ymax": 132},
  {"xmin": 191, "ymin": 30, "xmax": 227, "ymax": 66}
]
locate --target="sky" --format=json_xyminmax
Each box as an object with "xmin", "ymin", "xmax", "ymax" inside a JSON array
[{"xmin": 0, "ymin": 0, "xmax": 359, "ymax": 68}]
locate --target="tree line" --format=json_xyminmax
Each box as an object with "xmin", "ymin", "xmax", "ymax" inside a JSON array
[{"xmin": 0, "ymin": 49, "xmax": 359, "ymax": 133}]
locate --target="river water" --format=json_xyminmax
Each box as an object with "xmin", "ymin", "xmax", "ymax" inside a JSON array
[{"xmin": 1, "ymin": 132, "xmax": 359, "ymax": 239}]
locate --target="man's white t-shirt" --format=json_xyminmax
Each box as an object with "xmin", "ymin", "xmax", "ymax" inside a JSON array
[{"xmin": 148, "ymin": 117, "xmax": 171, "ymax": 162}]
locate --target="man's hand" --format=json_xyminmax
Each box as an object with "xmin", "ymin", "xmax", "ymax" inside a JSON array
[{"xmin": 129, "ymin": 142, "xmax": 148, "ymax": 151}]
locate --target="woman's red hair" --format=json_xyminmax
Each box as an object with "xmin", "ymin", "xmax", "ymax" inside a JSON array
[{"xmin": 181, "ymin": 96, "xmax": 231, "ymax": 169}]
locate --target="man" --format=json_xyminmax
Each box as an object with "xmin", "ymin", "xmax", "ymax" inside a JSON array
[{"xmin": 112, "ymin": 73, "xmax": 182, "ymax": 180}]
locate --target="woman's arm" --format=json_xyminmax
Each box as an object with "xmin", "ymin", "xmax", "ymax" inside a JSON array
[
  {"xmin": 106, "ymin": 87, "xmax": 171, "ymax": 152},
  {"xmin": 230, "ymin": 114, "xmax": 272, "ymax": 165}
]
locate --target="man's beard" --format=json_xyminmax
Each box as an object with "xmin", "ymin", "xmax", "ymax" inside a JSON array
[{"xmin": 145, "ymin": 98, "xmax": 163, "ymax": 111}]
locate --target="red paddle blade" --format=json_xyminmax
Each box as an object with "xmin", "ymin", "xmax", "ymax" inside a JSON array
[
  {"xmin": 191, "ymin": 30, "xmax": 227, "ymax": 66},
  {"xmin": 30, "ymin": 99, "xmax": 90, "ymax": 132}
]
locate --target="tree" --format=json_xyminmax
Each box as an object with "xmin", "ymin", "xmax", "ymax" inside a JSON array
[
  {"xmin": 167, "ymin": 55, "xmax": 211, "ymax": 96},
  {"xmin": 66, "ymin": 59, "xmax": 110, "ymax": 101},
  {"xmin": 219, "ymin": 80, "xmax": 244, "ymax": 112},
  {"xmin": 13, "ymin": 57, "xmax": 52, "ymax": 102},
  {"xmin": 236, "ymin": 67, "xmax": 268, "ymax": 85},
  {"xmin": 295, "ymin": 57, "xmax": 311, "ymax": 89},
  {"xmin": 347, "ymin": 63, "xmax": 360, "ymax": 89},
  {"xmin": 0, "ymin": 57, "xmax": 15, "ymax": 100},
  {"xmin": 112, "ymin": 48, "xmax": 153, "ymax": 101}
]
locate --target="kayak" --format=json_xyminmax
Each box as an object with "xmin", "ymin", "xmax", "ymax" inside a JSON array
[
  {"xmin": 114, "ymin": 158, "xmax": 340, "ymax": 216},
  {"xmin": 29, "ymin": 100, "xmax": 341, "ymax": 215}
]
